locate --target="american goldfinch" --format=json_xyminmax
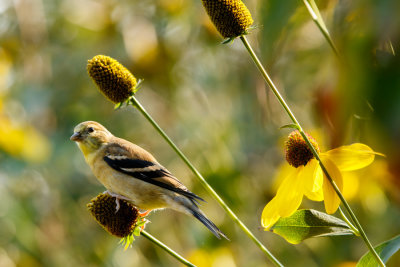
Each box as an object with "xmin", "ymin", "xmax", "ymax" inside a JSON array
[{"xmin": 71, "ymin": 121, "xmax": 227, "ymax": 239}]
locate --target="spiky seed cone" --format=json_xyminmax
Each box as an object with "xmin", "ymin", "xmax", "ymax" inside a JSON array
[
  {"xmin": 87, "ymin": 193, "xmax": 139, "ymax": 238},
  {"xmin": 285, "ymin": 131, "xmax": 320, "ymax": 168},
  {"xmin": 202, "ymin": 0, "xmax": 253, "ymax": 39},
  {"xmin": 87, "ymin": 55, "xmax": 137, "ymax": 104}
]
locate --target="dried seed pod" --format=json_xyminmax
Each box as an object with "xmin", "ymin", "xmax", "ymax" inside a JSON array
[
  {"xmin": 87, "ymin": 55, "xmax": 137, "ymax": 103},
  {"xmin": 202, "ymin": 0, "xmax": 253, "ymax": 39},
  {"xmin": 87, "ymin": 193, "xmax": 139, "ymax": 238}
]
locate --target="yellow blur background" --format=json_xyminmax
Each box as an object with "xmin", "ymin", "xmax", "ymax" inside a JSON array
[{"xmin": 0, "ymin": 0, "xmax": 399, "ymax": 266}]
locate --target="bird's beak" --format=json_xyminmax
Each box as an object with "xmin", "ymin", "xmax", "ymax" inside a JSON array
[{"xmin": 70, "ymin": 132, "xmax": 82, "ymax": 142}]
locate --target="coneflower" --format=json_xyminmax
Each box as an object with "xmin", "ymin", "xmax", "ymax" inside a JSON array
[
  {"xmin": 87, "ymin": 193, "xmax": 140, "ymax": 238},
  {"xmin": 201, "ymin": 0, "xmax": 253, "ymax": 39},
  {"xmin": 87, "ymin": 55, "xmax": 137, "ymax": 104}
]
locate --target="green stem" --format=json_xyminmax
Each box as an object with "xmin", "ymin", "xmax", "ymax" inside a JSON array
[
  {"xmin": 339, "ymin": 207, "xmax": 360, "ymax": 236},
  {"xmin": 240, "ymin": 35, "xmax": 385, "ymax": 267},
  {"xmin": 301, "ymin": 0, "xmax": 340, "ymax": 57},
  {"xmin": 129, "ymin": 96, "xmax": 284, "ymax": 267},
  {"xmin": 141, "ymin": 231, "xmax": 196, "ymax": 267}
]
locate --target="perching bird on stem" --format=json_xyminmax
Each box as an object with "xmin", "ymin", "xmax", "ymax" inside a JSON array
[{"xmin": 71, "ymin": 121, "xmax": 227, "ymax": 239}]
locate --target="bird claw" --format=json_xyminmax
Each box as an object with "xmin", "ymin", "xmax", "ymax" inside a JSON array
[
  {"xmin": 139, "ymin": 209, "xmax": 152, "ymax": 217},
  {"xmin": 104, "ymin": 190, "xmax": 131, "ymax": 213}
]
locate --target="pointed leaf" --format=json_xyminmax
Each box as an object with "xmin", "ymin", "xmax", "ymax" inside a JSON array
[
  {"xmin": 280, "ymin": 124, "xmax": 300, "ymax": 130},
  {"xmin": 357, "ymin": 235, "xmax": 400, "ymax": 266},
  {"xmin": 270, "ymin": 209, "xmax": 355, "ymax": 244},
  {"xmin": 221, "ymin": 37, "xmax": 235, "ymax": 44}
]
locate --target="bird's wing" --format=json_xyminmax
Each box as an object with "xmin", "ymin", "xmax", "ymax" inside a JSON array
[{"xmin": 103, "ymin": 143, "xmax": 205, "ymax": 202}]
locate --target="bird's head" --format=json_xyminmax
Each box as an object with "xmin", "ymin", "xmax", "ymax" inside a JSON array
[{"xmin": 70, "ymin": 121, "xmax": 113, "ymax": 154}]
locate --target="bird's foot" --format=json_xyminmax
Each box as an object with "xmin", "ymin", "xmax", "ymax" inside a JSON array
[
  {"xmin": 138, "ymin": 209, "xmax": 152, "ymax": 217},
  {"xmin": 104, "ymin": 190, "xmax": 131, "ymax": 213}
]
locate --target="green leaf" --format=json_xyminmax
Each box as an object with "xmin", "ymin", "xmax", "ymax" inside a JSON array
[
  {"xmin": 279, "ymin": 124, "xmax": 300, "ymax": 130},
  {"xmin": 357, "ymin": 235, "xmax": 400, "ymax": 266},
  {"xmin": 114, "ymin": 102, "xmax": 123, "ymax": 110},
  {"xmin": 132, "ymin": 79, "xmax": 143, "ymax": 93},
  {"xmin": 307, "ymin": 0, "xmax": 329, "ymax": 32},
  {"xmin": 270, "ymin": 209, "xmax": 355, "ymax": 244},
  {"xmin": 120, "ymin": 233, "xmax": 135, "ymax": 251},
  {"xmin": 221, "ymin": 37, "xmax": 235, "ymax": 44}
]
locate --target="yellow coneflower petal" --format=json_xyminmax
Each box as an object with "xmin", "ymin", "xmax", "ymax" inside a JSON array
[
  {"xmin": 300, "ymin": 159, "xmax": 324, "ymax": 201},
  {"xmin": 261, "ymin": 168, "xmax": 302, "ymax": 229},
  {"xmin": 305, "ymin": 187, "xmax": 324, "ymax": 202},
  {"xmin": 261, "ymin": 197, "xmax": 281, "ymax": 230},
  {"xmin": 275, "ymin": 167, "xmax": 303, "ymax": 217},
  {"xmin": 324, "ymin": 143, "xmax": 382, "ymax": 172},
  {"xmin": 300, "ymin": 159, "xmax": 320, "ymax": 193},
  {"xmin": 321, "ymin": 156, "xmax": 343, "ymax": 214}
]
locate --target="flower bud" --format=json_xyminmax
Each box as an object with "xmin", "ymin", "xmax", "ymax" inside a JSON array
[
  {"xmin": 87, "ymin": 193, "xmax": 139, "ymax": 238},
  {"xmin": 202, "ymin": 0, "xmax": 253, "ymax": 39},
  {"xmin": 87, "ymin": 55, "xmax": 137, "ymax": 103}
]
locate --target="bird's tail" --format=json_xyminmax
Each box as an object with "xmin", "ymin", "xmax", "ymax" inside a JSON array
[{"xmin": 190, "ymin": 208, "xmax": 228, "ymax": 240}]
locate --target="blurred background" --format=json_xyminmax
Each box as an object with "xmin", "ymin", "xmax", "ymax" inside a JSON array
[{"xmin": 0, "ymin": 0, "xmax": 400, "ymax": 266}]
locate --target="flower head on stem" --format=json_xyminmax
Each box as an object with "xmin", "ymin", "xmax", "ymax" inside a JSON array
[
  {"xmin": 201, "ymin": 0, "xmax": 253, "ymax": 40},
  {"xmin": 87, "ymin": 55, "xmax": 137, "ymax": 104},
  {"xmin": 262, "ymin": 130, "xmax": 382, "ymax": 230}
]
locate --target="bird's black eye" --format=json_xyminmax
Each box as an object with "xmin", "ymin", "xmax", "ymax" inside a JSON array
[{"xmin": 88, "ymin": 127, "xmax": 95, "ymax": 133}]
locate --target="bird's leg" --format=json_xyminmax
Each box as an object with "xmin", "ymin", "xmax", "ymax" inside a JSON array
[
  {"xmin": 139, "ymin": 209, "xmax": 152, "ymax": 217},
  {"xmin": 104, "ymin": 190, "xmax": 131, "ymax": 213}
]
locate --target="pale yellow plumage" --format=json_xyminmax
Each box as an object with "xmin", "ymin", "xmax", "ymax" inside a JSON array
[{"xmin": 71, "ymin": 121, "xmax": 227, "ymax": 239}]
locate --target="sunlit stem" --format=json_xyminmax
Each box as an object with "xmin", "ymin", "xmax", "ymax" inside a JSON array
[
  {"xmin": 141, "ymin": 231, "xmax": 196, "ymax": 267},
  {"xmin": 128, "ymin": 96, "xmax": 284, "ymax": 267},
  {"xmin": 339, "ymin": 207, "xmax": 360, "ymax": 236},
  {"xmin": 302, "ymin": 0, "xmax": 340, "ymax": 58},
  {"xmin": 240, "ymin": 35, "xmax": 385, "ymax": 267}
]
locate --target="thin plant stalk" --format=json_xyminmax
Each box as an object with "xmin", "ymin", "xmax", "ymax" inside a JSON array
[
  {"xmin": 240, "ymin": 35, "xmax": 385, "ymax": 267},
  {"xmin": 128, "ymin": 96, "xmax": 284, "ymax": 267},
  {"xmin": 301, "ymin": 0, "xmax": 340, "ymax": 57},
  {"xmin": 141, "ymin": 231, "xmax": 196, "ymax": 267},
  {"xmin": 339, "ymin": 207, "xmax": 360, "ymax": 236},
  {"xmin": 299, "ymin": 5, "xmax": 384, "ymax": 262}
]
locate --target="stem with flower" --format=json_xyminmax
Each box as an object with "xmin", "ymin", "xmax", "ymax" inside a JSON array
[
  {"xmin": 129, "ymin": 96, "xmax": 284, "ymax": 267},
  {"xmin": 86, "ymin": 54, "xmax": 283, "ymax": 267},
  {"xmin": 239, "ymin": 35, "xmax": 385, "ymax": 267},
  {"xmin": 87, "ymin": 193, "xmax": 196, "ymax": 267}
]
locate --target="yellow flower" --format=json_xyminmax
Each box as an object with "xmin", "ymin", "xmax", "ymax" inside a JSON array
[{"xmin": 261, "ymin": 130, "xmax": 382, "ymax": 230}]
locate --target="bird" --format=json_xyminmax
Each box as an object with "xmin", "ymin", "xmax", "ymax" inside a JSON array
[{"xmin": 70, "ymin": 121, "xmax": 227, "ymax": 239}]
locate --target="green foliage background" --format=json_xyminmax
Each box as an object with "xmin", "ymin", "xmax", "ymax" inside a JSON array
[{"xmin": 0, "ymin": 0, "xmax": 399, "ymax": 266}]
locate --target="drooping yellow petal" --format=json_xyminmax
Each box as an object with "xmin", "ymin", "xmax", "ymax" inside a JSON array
[
  {"xmin": 323, "ymin": 143, "xmax": 382, "ymax": 172},
  {"xmin": 321, "ymin": 156, "xmax": 343, "ymax": 214},
  {"xmin": 261, "ymin": 168, "xmax": 303, "ymax": 229},
  {"xmin": 272, "ymin": 162, "xmax": 294, "ymax": 192},
  {"xmin": 299, "ymin": 159, "xmax": 323, "ymax": 201},
  {"xmin": 303, "ymin": 165, "xmax": 324, "ymax": 201},
  {"xmin": 261, "ymin": 197, "xmax": 281, "ymax": 230},
  {"xmin": 275, "ymin": 168, "xmax": 303, "ymax": 217},
  {"xmin": 305, "ymin": 187, "xmax": 324, "ymax": 201}
]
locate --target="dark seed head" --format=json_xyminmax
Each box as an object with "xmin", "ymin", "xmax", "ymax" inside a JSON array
[
  {"xmin": 87, "ymin": 193, "xmax": 139, "ymax": 238},
  {"xmin": 87, "ymin": 55, "xmax": 137, "ymax": 104},
  {"xmin": 285, "ymin": 131, "xmax": 320, "ymax": 168},
  {"xmin": 202, "ymin": 0, "xmax": 254, "ymax": 39}
]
